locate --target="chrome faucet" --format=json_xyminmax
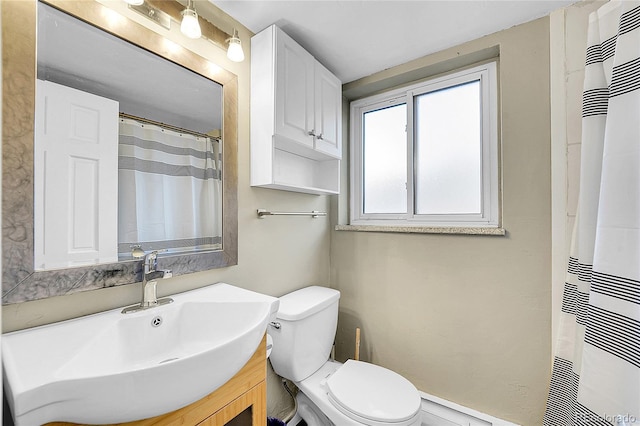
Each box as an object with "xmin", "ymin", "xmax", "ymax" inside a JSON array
[{"xmin": 122, "ymin": 250, "xmax": 173, "ymax": 314}]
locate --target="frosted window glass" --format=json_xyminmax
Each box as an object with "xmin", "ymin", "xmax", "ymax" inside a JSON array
[
  {"xmin": 363, "ymin": 104, "xmax": 407, "ymax": 214},
  {"xmin": 415, "ymin": 81, "xmax": 481, "ymax": 215}
]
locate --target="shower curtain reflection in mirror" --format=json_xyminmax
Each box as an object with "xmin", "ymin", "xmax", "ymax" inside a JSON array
[{"xmin": 118, "ymin": 117, "xmax": 222, "ymax": 259}]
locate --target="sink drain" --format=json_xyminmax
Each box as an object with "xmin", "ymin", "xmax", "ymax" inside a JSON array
[{"xmin": 151, "ymin": 316, "xmax": 163, "ymax": 327}]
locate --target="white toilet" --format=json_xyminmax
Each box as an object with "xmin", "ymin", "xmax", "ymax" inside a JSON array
[{"xmin": 269, "ymin": 286, "xmax": 422, "ymax": 426}]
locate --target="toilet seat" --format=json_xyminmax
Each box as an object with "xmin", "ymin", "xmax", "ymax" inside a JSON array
[{"xmin": 325, "ymin": 360, "xmax": 421, "ymax": 426}]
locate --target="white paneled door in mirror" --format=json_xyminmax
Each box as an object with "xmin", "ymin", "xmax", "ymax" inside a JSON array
[{"xmin": 34, "ymin": 80, "xmax": 119, "ymax": 271}]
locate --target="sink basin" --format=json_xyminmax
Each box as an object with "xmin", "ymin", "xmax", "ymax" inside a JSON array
[{"xmin": 2, "ymin": 283, "xmax": 279, "ymax": 425}]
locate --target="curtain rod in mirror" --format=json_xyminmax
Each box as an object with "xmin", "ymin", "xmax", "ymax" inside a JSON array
[{"xmin": 119, "ymin": 113, "xmax": 220, "ymax": 140}]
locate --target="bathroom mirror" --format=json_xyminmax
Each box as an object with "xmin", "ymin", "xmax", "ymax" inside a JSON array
[
  {"xmin": 36, "ymin": 2, "xmax": 223, "ymax": 269},
  {"xmin": 2, "ymin": 0, "xmax": 238, "ymax": 304}
]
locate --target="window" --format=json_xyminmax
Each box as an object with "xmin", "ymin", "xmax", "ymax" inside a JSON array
[{"xmin": 350, "ymin": 62, "xmax": 499, "ymax": 229}]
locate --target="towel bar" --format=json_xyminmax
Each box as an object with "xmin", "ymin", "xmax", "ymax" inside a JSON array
[{"xmin": 257, "ymin": 209, "xmax": 326, "ymax": 219}]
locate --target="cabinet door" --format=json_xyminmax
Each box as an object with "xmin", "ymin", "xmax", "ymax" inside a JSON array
[
  {"xmin": 314, "ymin": 62, "xmax": 342, "ymax": 158},
  {"xmin": 275, "ymin": 28, "xmax": 315, "ymax": 148}
]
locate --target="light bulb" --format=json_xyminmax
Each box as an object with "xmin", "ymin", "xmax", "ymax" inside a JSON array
[
  {"xmin": 227, "ymin": 30, "xmax": 244, "ymax": 62},
  {"xmin": 180, "ymin": 8, "xmax": 201, "ymax": 39}
]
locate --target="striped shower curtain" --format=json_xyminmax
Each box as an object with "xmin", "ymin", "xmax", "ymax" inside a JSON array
[
  {"xmin": 118, "ymin": 117, "xmax": 222, "ymax": 257},
  {"xmin": 544, "ymin": 2, "xmax": 640, "ymax": 425}
]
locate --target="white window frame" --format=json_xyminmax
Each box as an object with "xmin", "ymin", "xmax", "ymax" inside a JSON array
[{"xmin": 350, "ymin": 61, "xmax": 499, "ymax": 228}]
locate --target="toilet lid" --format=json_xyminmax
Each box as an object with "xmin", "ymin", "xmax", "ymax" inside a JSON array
[{"xmin": 326, "ymin": 360, "xmax": 421, "ymax": 424}]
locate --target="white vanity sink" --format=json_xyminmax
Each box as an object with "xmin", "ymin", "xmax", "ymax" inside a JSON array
[{"xmin": 2, "ymin": 283, "xmax": 279, "ymax": 425}]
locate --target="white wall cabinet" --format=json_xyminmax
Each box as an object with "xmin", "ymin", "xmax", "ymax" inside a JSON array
[{"xmin": 251, "ymin": 25, "xmax": 342, "ymax": 195}]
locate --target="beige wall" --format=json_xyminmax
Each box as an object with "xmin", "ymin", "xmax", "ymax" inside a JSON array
[
  {"xmin": 1, "ymin": 0, "xmax": 329, "ymax": 418},
  {"xmin": 332, "ymin": 17, "xmax": 552, "ymax": 426}
]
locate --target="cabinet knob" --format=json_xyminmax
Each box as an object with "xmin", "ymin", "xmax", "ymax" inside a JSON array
[
  {"xmin": 307, "ymin": 129, "xmax": 316, "ymax": 137},
  {"xmin": 316, "ymin": 133, "xmax": 324, "ymax": 140}
]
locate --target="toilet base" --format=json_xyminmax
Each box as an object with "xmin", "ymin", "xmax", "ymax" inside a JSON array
[{"xmin": 296, "ymin": 392, "xmax": 334, "ymax": 426}]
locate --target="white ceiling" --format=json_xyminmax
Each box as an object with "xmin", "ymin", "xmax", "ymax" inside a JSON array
[{"xmin": 211, "ymin": 0, "xmax": 576, "ymax": 83}]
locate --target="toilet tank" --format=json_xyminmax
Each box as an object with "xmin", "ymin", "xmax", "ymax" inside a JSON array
[{"xmin": 269, "ymin": 286, "xmax": 340, "ymax": 382}]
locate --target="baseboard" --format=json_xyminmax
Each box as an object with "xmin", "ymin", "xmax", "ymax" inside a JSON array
[
  {"xmin": 420, "ymin": 391, "xmax": 520, "ymax": 426},
  {"xmin": 287, "ymin": 391, "xmax": 520, "ymax": 426}
]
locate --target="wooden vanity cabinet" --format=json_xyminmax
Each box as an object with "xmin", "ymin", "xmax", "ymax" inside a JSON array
[{"xmin": 47, "ymin": 336, "xmax": 267, "ymax": 426}]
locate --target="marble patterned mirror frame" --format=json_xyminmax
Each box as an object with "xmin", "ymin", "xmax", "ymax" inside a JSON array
[{"xmin": 1, "ymin": 0, "xmax": 239, "ymax": 305}]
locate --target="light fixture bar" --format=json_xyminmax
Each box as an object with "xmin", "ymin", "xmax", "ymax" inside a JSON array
[{"xmin": 128, "ymin": 1, "xmax": 171, "ymax": 30}]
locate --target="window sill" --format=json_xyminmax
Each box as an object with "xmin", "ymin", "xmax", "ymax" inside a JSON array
[{"xmin": 335, "ymin": 224, "xmax": 506, "ymax": 236}]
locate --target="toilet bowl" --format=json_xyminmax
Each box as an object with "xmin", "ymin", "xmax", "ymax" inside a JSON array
[{"xmin": 268, "ymin": 286, "xmax": 422, "ymax": 426}]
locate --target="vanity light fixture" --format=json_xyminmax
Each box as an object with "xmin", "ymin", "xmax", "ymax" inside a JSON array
[
  {"xmin": 180, "ymin": 0, "xmax": 202, "ymax": 39},
  {"xmin": 226, "ymin": 29, "xmax": 245, "ymax": 62},
  {"xmin": 129, "ymin": 0, "xmax": 240, "ymax": 61}
]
